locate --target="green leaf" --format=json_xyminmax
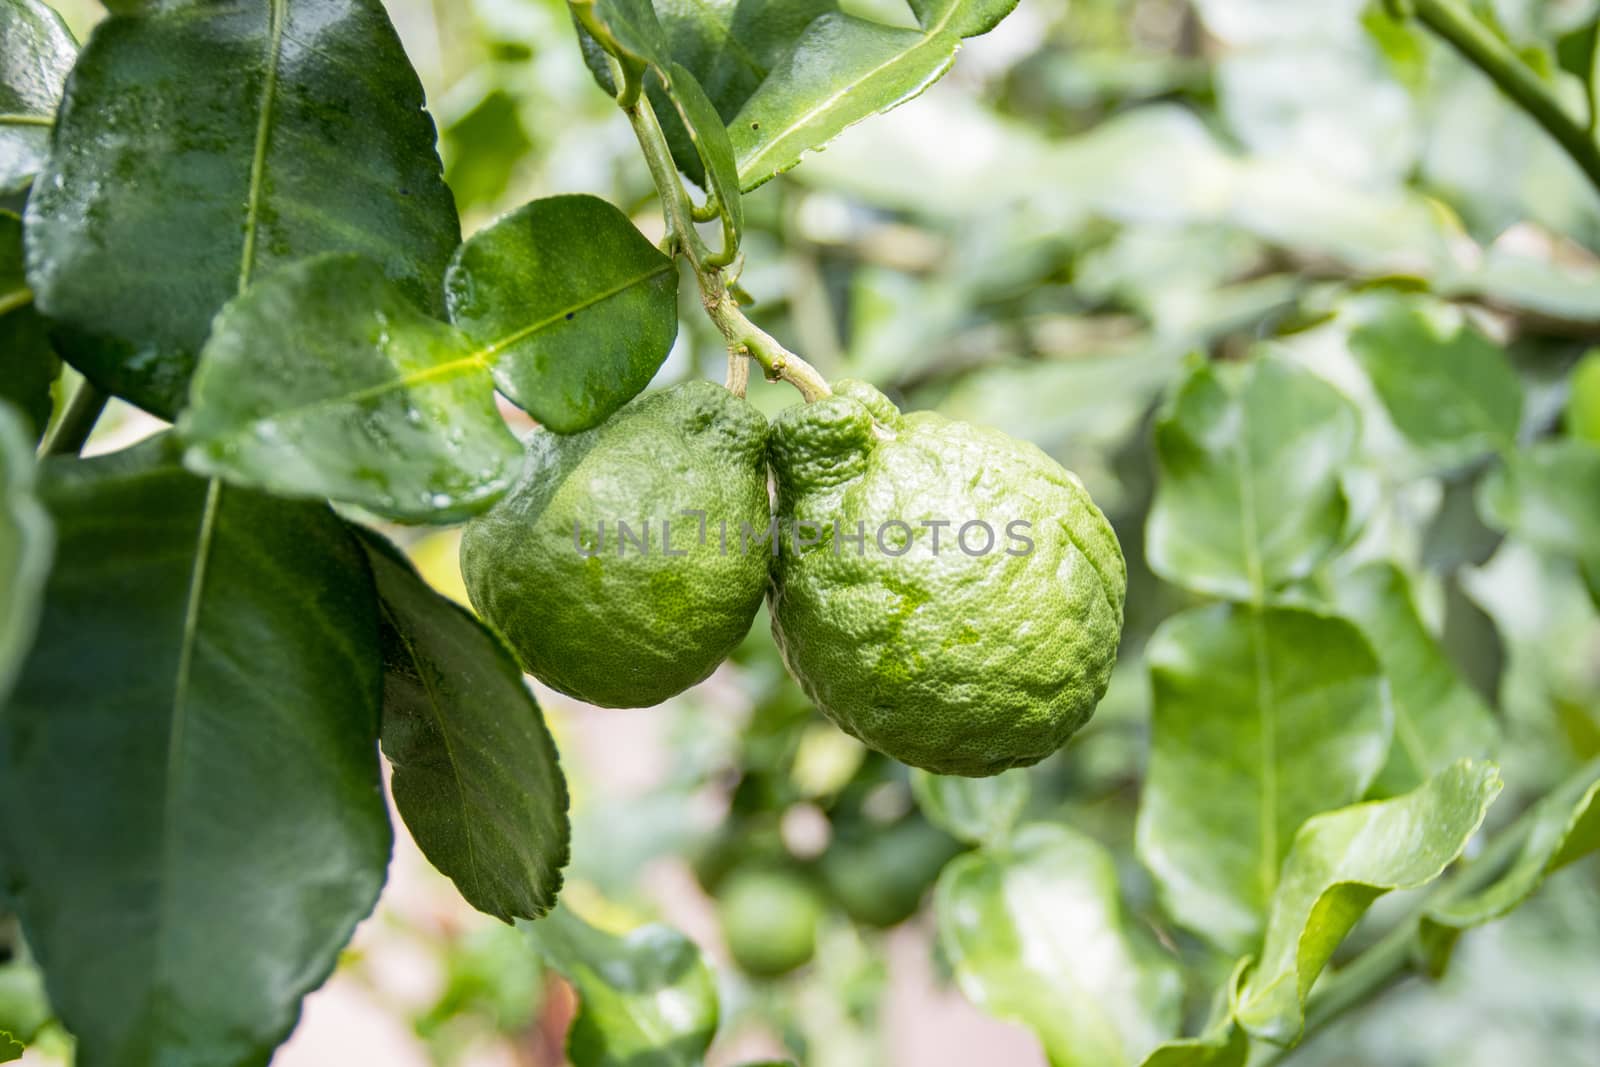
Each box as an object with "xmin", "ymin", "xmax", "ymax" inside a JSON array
[
  {"xmin": 444, "ymin": 195, "xmax": 679, "ymax": 434},
  {"xmin": 935, "ymin": 823, "xmax": 1182, "ymax": 1067},
  {"xmin": 1330, "ymin": 561, "xmax": 1499, "ymax": 795},
  {"xmin": 0, "ymin": 436, "xmax": 391, "ymax": 1067},
  {"xmin": 0, "ymin": 0, "xmax": 75, "ymax": 195},
  {"xmin": 1146, "ymin": 355, "xmax": 1360, "ymax": 602},
  {"xmin": 731, "ymin": 0, "xmax": 1020, "ymax": 189},
  {"xmin": 24, "ymin": 0, "xmax": 461, "ymax": 419},
  {"xmin": 357, "ymin": 529, "xmax": 570, "ymax": 923},
  {"xmin": 1235, "ymin": 760, "xmax": 1503, "ymax": 1044},
  {"xmin": 1478, "ymin": 439, "xmax": 1600, "ymax": 577},
  {"xmin": 910, "ymin": 767, "xmax": 1029, "ymax": 845},
  {"xmin": 1428, "ymin": 757, "xmax": 1600, "ymax": 928},
  {"xmin": 1135, "ymin": 1027, "xmax": 1248, "ymax": 1067},
  {"xmin": 0, "ymin": 212, "xmax": 59, "ymax": 440},
  {"xmin": 1347, "ymin": 298, "xmax": 1522, "ymax": 464},
  {"xmin": 1136, "ymin": 603, "xmax": 1393, "ymax": 953},
  {"xmin": 659, "ymin": 62, "xmax": 744, "ymax": 241},
  {"xmin": 524, "ymin": 907, "xmax": 718, "ymax": 1067},
  {"xmin": 179, "ymin": 254, "xmax": 520, "ymax": 523},
  {"xmin": 0, "ymin": 403, "xmax": 49, "ymax": 707}
]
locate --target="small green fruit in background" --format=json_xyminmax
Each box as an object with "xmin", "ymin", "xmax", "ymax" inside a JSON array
[
  {"xmin": 768, "ymin": 380, "xmax": 1126, "ymax": 777},
  {"xmin": 717, "ymin": 867, "xmax": 824, "ymax": 978},
  {"xmin": 1569, "ymin": 350, "xmax": 1600, "ymax": 443},
  {"xmin": 821, "ymin": 816, "xmax": 965, "ymax": 928},
  {"xmin": 461, "ymin": 382, "xmax": 770, "ymax": 708}
]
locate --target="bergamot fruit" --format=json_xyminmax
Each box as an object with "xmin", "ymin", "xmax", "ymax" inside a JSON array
[
  {"xmin": 718, "ymin": 867, "xmax": 823, "ymax": 978},
  {"xmin": 768, "ymin": 380, "xmax": 1125, "ymax": 777},
  {"xmin": 460, "ymin": 381, "xmax": 769, "ymax": 708}
]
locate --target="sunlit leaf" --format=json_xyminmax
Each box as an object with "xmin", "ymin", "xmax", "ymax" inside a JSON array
[
  {"xmin": 1330, "ymin": 561, "xmax": 1499, "ymax": 794},
  {"xmin": 1236, "ymin": 760, "xmax": 1503, "ymax": 1044},
  {"xmin": 181, "ymin": 255, "xmax": 522, "ymax": 524},
  {"xmin": 525, "ymin": 906, "xmax": 718, "ymax": 1067},
  {"xmin": 1147, "ymin": 355, "xmax": 1360, "ymax": 602},
  {"xmin": 0, "ymin": 402, "xmax": 49, "ymax": 705},
  {"xmin": 911, "ymin": 766, "xmax": 1029, "ymax": 845},
  {"xmin": 1429, "ymin": 758, "xmax": 1600, "ymax": 929},
  {"xmin": 1136, "ymin": 603, "xmax": 1393, "ymax": 953},
  {"xmin": 0, "ymin": 212, "xmax": 56, "ymax": 441},
  {"xmin": 444, "ymin": 195, "xmax": 678, "ymax": 434},
  {"xmin": 0, "ymin": 436, "xmax": 391, "ymax": 1067},
  {"xmin": 1348, "ymin": 297, "xmax": 1522, "ymax": 465},
  {"xmin": 359, "ymin": 530, "xmax": 570, "ymax": 923},
  {"xmin": 24, "ymin": 0, "xmax": 460, "ymax": 418},
  {"xmin": 731, "ymin": 0, "xmax": 1020, "ymax": 188},
  {"xmin": 936, "ymin": 824, "xmax": 1183, "ymax": 1067},
  {"xmin": 0, "ymin": 0, "xmax": 75, "ymax": 195}
]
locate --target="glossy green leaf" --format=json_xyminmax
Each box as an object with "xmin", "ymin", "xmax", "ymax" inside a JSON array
[
  {"xmin": 1136, "ymin": 604, "xmax": 1393, "ymax": 953},
  {"xmin": 1478, "ymin": 440, "xmax": 1600, "ymax": 576},
  {"xmin": 1347, "ymin": 298, "xmax": 1522, "ymax": 464},
  {"xmin": 0, "ymin": 403, "xmax": 49, "ymax": 705},
  {"xmin": 0, "ymin": 436, "xmax": 391, "ymax": 1067},
  {"xmin": 935, "ymin": 823, "xmax": 1182, "ymax": 1067},
  {"xmin": 1146, "ymin": 356, "xmax": 1359, "ymax": 602},
  {"xmin": 660, "ymin": 62, "xmax": 743, "ymax": 240},
  {"xmin": 1330, "ymin": 562, "xmax": 1499, "ymax": 795},
  {"xmin": 910, "ymin": 767, "xmax": 1029, "ymax": 846},
  {"xmin": 181, "ymin": 255, "xmax": 520, "ymax": 523},
  {"xmin": 1429, "ymin": 758, "xmax": 1600, "ymax": 928},
  {"xmin": 444, "ymin": 195, "xmax": 678, "ymax": 434},
  {"xmin": 0, "ymin": 212, "xmax": 56, "ymax": 441},
  {"xmin": 573, "ymin": 0, "xmax": 672, "ymax": 77},
  {"xmin": 24, "ymin": 0, "xmax": 461, "ymax": 419},
  {"xmin": 0, "ymin": 0, "xmax": 74, "ymax": 195},
  {"xmin": 731, "ymin": 0, "xmax": 1020, "ymax": 189},
  {"xmin": 524, "ymin": 907, "xmax": 718, "ymax": 1067},
  {"xmin": 1235, "ymin": 760, "xmax": 1502, "ymax": 1044},
  {"xmin": 358, "ymin": 529, "xmax": 570, "ymax": 923}
]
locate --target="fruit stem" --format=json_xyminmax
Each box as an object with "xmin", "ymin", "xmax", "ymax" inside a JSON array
[{"xmin": 622, "ymin": 92, "xmax": 832, "ymax": 402}]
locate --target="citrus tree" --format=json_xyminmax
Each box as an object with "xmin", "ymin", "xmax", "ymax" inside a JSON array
[{"xmin": 2, "ymin": 0, "xmax": 1599, "ymax": 1065}]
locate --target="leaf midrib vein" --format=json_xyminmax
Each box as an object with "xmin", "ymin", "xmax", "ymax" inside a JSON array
[
  {"xmin": 0, "ymin": 113, "xmax": 53, "ymax": 128},
  {"xmin": 238, "ymin": 0, "xmax": 287, "ymax": 293}
]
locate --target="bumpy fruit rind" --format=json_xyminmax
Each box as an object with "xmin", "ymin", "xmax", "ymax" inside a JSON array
[
  {"xmin": 461, "ymin": 381, "xmax": 770, "ymax": 708},
  {"xmin": 768, "ymin": 380, "xmax": 1125, "ymax": 777}
]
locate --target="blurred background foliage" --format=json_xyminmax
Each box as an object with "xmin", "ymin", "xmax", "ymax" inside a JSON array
[{"xmin": 10, "ymin": 0, "xmax": 1600, "ymax": 1064}]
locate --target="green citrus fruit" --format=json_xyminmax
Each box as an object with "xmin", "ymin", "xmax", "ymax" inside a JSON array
[
  {"xmin": 767, "ymin": 380, "xmax": 1125, "ymax": 777},
  {"xmin": 460, "ymin": 381, "xmax": 769, "ymax": 708},
  {"xmin": 820, "ymin": 816, "xmax": 964, "ymax": 928},
  {"xmin": 717, "ymin": 867, "xmax": 823, "ymax": 978},
  {"xmin": 1569, "ymin": 350, "xmax": 1600, "ymax": 444}
]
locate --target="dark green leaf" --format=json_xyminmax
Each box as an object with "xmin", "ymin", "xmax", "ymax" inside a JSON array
[
  {"xmin": 1348, "ymin": 297, "xmax": 1522, "ymax": 464},
  {"xmin": 25, "ymin": 0, "xmax": 461, "ymax": 419},
  {"xmin": 910, "ymin": 767, "xmax": 1029, "ymax": 846},
  {"xmin": 1235, "ymin": 760, "xmax": 1502, "ymax": 1044},
  {"xmin": 0, "ymin": 211, "xmax": 57, "ymax": 441},
  {"xmin": 0, "ymin": 436, "xmax": 391, "ymax": 1067},
  {"xmin": 0, "ymin": 402, "xmax": 49, "ymax": 705},
  {"xmin": 0, "ymin": 0, "xmax": 74, "ymax": 195},
  {"xmin": 1330, "ymin": 561, "xmax": 1499, "ymax": 794},
  {"xmin": 731, "ymin": 0, "xmax": 1019, "ymax": 188},
  {"xmin": 180, "ymin": 254, "xmax": 521, "ymax": 523},
  {"xmin": 936, "ymin": 824, "xmax": 1182, "ymax": 1067},
  {"xmin": 1478, "ymin": 440, "xmax": 1600, "ymax": 576},
  {"xmin": 445, "ymin": 195, "xmax": 678, "ymax": 434},
  {"xmin": 357, "ymin": 529, "xmax": 570, "ymax": 923},
  {"xmin": 1147, "ymin": 356, "xmax": 1359, "ymax": 602},
  {"xmin": 1136, "ymin": 604, "xmax": 1393, "ymax": 953},
  {"xmin": 524, "ymin": 907, "xmax": 718, "ymax": 1067},
  {"xmin": 1428, "ymin": 758, "xmax": 1600, "ymax": 928}
]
